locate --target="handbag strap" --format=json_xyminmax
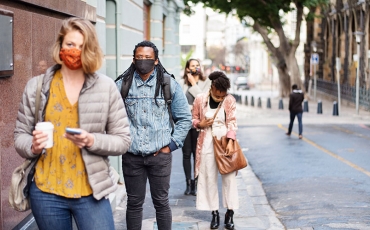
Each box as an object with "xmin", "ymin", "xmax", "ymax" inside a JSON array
[
  {"xmin": 210, "ymin": 97, "xmax": 224, "ymax": 136},
  {"xmin": 35, "ymin": 74, "xmax": 44, "ymax": 124},
  {"xmin": 212, "ymin": 100, "xmax": 223, "ymax": 120}
]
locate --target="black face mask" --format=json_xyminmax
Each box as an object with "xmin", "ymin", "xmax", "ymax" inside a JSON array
[{"xmin": 135, "ymin": 59, "xmax": 155, "ymax": 75}]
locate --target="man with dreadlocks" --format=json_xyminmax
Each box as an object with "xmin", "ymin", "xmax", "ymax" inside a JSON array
[{"xmin": 115, "ymin": 41, "xmax": 192, "ymax": 230}]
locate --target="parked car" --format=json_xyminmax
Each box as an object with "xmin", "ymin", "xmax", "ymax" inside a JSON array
[{"xmin": 234, "ymin": 76, "xmax": 250, "ymax": 90}]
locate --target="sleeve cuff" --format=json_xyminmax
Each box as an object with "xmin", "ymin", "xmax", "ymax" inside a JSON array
[
  {"xmin": 168, "ymin": 140, "xmax": 178, "ymax": 152},
  {"xmin": 226, "ymin": 131, "xmax": 236, "ymax": 140}
]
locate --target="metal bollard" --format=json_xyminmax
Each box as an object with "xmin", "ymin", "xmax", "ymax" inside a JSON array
[
  {"xmin": 251, "ymin": 96, "xmax": 255, "ymax": 107},
  {"xmin": 332, "ymin": 101, "xmax": 339, "ymax": 116},
  {"xmin": 257, "ymin": 97, "xmax": 262, "ymax": 108},
  {"xmin": 244, "ymin": 95, "xmax": 248, "ymax": 106},
  {"xmin": 267, "ymin": 98, "xmax": 271, "ymax": 109},
  {"xmin": 303, "ymin": 100, "xmax": 309, "ymax": 112},
  {"xmin": 278, "ymin": 99, "xmax": 283, "ymax": 110},
  {"xmin": 317, "ymin": 100, "xmax": 323, "ymax": 114}
]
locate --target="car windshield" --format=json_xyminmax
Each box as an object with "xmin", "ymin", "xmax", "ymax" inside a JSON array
[{"xmin": 236, "ymin": 77, "xmax": 247, "ymax": 83}]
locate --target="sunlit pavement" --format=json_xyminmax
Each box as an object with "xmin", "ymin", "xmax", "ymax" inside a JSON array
[{"xmin": 113, "ymin": 88, "xmax": 370, "ymax": 230}]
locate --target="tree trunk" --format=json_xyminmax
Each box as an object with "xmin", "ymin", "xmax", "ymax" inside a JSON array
[
  {"xmin": 287, "ymin": 53, "xmax": 302, "ymax": 89},
  {"xmin": 277, "ymin": 66, "xmax": 291, "ymax": 97}
]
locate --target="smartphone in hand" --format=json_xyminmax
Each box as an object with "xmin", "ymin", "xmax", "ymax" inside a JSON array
[{"xmin": 65, "ymin": 127, "xmax": 82, "ymax": 135}]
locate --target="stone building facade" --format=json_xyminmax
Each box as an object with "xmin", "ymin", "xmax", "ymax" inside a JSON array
[
  {"xmin": 0, "ymin": 0, "xmax": 183, "ymax": 229},
  {"xmin": 305, "ymin": 0, "xmax": 370, "ymax": 109}
]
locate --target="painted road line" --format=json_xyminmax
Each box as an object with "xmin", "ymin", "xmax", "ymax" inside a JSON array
[{"xmin": 278, "ymin": 124, "xmax": 370, "ymax": 178}]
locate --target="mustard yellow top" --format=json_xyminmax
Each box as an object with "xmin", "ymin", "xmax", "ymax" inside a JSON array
[{"xmin": 35, "ymin": 70, "xmax": 92, "ymax": 198}]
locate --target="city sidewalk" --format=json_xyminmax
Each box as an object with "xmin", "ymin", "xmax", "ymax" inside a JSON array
[
  {"xmin": 112, "ymin": 90, "xmax": 370, "ymax": 230},
  {"xmin": 113, "ymin": 150, "xmax": 285, "ymax": 230}
]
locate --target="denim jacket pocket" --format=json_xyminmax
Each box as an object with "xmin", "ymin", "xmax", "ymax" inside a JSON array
[
  {"xmin": 125, "ymin": 99, "xmax": 138, "ymax": 118},
  {"xmin": 151, "ymin": 99, "xmax": 166, "ymax": 118}
]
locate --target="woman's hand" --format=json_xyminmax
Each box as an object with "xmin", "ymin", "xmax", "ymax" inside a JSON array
[
  {"xmin": 225, "ymin": 138, "xmax": 234, "ymax": 156},
  {"xmin": 198, "ymin": 118, "xmax": 214, "ymax": 129},
  {"xmin": 187, "ymin": 72, "xmax": 197, "ymax": 86},
  {"xmin": 64, "ymin": 129, "xmax": 94, "ymax": 148},
  {"xmin": 31, "ymin": 130, "xmax": 48, "ymax": 155}
]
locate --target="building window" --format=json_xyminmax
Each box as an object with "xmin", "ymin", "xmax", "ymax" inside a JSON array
[
  {"xmin": 163, "ymin": 15, "xmax": 166, "ymax": 53},
  {"xmin": 143, "ymin": 3, "xmax": 150, "ymax": 40}
]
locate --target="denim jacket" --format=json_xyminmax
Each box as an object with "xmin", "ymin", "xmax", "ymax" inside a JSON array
[{"xmin": 116, "ymin": 70, "xmax": 192, "ymax": 156}]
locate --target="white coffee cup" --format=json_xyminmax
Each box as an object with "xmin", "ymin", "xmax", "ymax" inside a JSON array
[
  {"xmin": 35, "ymin": 122, "xmax": 54, "ymax": 148},
  {"xmin": 205, "ymin": 111, "xmax": 214, "ymax": 119}
]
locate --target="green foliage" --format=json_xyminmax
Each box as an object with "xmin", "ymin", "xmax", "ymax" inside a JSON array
[
  {"xmin": 183, "ymin": 0, "xmax": 329, "ymax": 29},
  {"xmin": 181, "ymin": 49, "xmax": 195, "ymax": 69}
]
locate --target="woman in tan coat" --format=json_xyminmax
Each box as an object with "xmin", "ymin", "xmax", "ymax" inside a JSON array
[{"xmin": 14, "ymin": 17, "xmax": 130, "ymax": 230}]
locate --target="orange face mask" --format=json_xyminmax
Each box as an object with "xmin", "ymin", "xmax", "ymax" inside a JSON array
[{"xmin": 59, "ymin": 48, "xmax": 82, "ymax": 70}]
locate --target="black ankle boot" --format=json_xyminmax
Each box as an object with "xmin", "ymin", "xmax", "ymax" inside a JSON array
[
  {"xmin": 210, "ymin": 210, "xmax": 219, "ymax": 229},
  {"xmin": 224, "ymin": 209, "xmax": 234, "ymax": 229},
  {"xmin": 190, "ymin": 179, "xmax": 197, "ymax": 196},
  {"xmin": 184, "ymin": 179, "xmax": 191, "ymax": 195}
]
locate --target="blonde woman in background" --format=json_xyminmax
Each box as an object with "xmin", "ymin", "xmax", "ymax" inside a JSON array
[
  {"xmin": 179, "ymin": 58, "xmax": 211, "ymax": 196},
  {"xmin": 14, "ymin": 17, "xmax": 131, "ymax": 230}
]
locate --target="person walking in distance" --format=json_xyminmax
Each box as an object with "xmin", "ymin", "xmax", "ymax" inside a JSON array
[
  {"xmin": 179, "ymin": 58, "xmax": 211, "ymax": 196},
  {"xmin": 286, "ymin": 84, "xmax": 304, "ymax": 139},
  {"xmin": 192, "ymin": 71, "xmax": 239, "ymax": 229},
  {"xmin": 14, "ymin": 17, "xmax": 131, "ymax": 230},
  {"xmin": 115, "ymin": 41, "xmax": 192, "ymax": 230}
]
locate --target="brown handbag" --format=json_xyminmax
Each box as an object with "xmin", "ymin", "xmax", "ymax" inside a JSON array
[{"xmin": 211, "ymin": 101, "xmax": 248, "ymax": 175}]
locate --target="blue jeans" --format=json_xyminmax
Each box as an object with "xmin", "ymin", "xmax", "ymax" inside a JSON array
[
  {"xmin": 288, "ymin": 112, "xmax": 303, "ymax": 135},
  {"xmin": 29, "ymin": 182, "xmax": 114, "ymax": 230},
  {"xmin": 122, "ymin": 152, "xmax": 172, "ymax": 230}
]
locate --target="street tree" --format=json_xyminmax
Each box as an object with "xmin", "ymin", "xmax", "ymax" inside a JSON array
[{"xmin": 183, "ymin": 0, "xmax": 328, "ymax": 96}]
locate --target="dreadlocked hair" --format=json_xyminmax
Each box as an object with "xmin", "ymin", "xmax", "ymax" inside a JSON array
[
  {"xmin": 116, "ymin": 40, "xmax": 172, "ymax": 106},
  {"xmin": 208, "ymin": 71, "xmax": 230, "ymax": 92}
]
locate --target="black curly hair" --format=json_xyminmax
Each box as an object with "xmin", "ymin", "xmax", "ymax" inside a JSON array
[
  {"xmin": 208, "ymin": 71, "xmax": 230, "ymax": 92},
  {"xmin": 116, "ymin": 41, "xmax": 172, "ymax": 105}
]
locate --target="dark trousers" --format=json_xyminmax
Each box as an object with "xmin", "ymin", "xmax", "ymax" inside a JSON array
[
  {"xmin": 122, "ymin": 152, "xmax": 172, "ymax": 230},
  {"xmin": 288, "ymin": 112, "xmax": 303, "ymax": 135},
  {"xmin": 182, "ymin": 128, "xmax": 199, "ymax": 180}
]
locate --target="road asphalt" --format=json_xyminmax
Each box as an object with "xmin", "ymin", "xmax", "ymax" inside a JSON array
[{"xmin": 112, "ymin": 90, "xmax": 370, "ymax": 230}]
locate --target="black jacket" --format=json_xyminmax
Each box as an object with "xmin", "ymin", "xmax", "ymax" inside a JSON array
[{"xmin": 289, "ymin": 90, "xmax": 304, "ymax": 113}]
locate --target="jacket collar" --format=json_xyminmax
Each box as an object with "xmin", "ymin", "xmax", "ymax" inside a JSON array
[
  {"xmin": 134, "ymin": 69, "xmax": 157, "ymax": 87},
  {"xmin": 43, "ymin": 64, "xmax": 99, "ymax": 93}
]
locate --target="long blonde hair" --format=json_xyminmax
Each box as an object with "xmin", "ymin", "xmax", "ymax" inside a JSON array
[{"xmin": 52, "ymin": 17, "xmax": 103, "ymax": 74}]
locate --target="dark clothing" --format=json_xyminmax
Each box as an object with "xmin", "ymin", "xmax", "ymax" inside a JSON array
[
  {"xmin": 182, "ymin": 128, "xmax": 199, "ymax": 179},
  {"xmin": 288, "ymin": 90, "xmax": 304, "ymax": 113},
  {"xmin": 122, "ymin": 152, "xmax": 172, "ymax": 230},
  {"xmin": 288, "ymin": 112, "xmax": 303, "ymax": 135},
  {"xmin": 287, "ymin": 90, "xmax": 304, "ymax": 135}
]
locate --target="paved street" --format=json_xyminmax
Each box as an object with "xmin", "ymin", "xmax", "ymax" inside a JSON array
[
  {"xmin": 112, "ymin": 88, "xmax": 370, "ymax": 230},
  {"xmin": 17, "ymin": 89, "xmax": 370, "ymax": 230},
  {"xmin": 113, "ymin": 89, "xmax": 370, "ymax": 230}
]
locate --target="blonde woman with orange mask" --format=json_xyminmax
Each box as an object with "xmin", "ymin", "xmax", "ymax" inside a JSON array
[{"xmin": 14, "ymin": 17, "xmax": 131, "ymax": 230}]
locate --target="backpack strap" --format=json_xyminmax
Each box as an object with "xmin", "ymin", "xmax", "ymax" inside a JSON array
[
  {"xmin": 119, "ymin": 75, "xmax": 133, "ymax": 99},
  {"xmin": 163, "ymin": 73, "xmax": 174, "ymax": 134}
]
